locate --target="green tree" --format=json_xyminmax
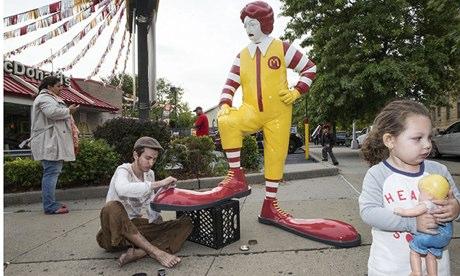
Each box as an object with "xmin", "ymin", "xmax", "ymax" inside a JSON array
[
  {"xmin": 103, "ymin": 74, "xmax": 194, "ymax": 127},
  {"xmin": 103, "ymin": 73, "xmax": 136, "ymax": 97},
  {"xmin": 152, "ymin": 78, "xmax": 194, "ymax": 128},
  {"xmin": 281, "ymin": 0, "xmax": 460, "ymax": 127},
  {"xmin": 102, "ymin": 73, "xmax": 138, "ymax": 116}
]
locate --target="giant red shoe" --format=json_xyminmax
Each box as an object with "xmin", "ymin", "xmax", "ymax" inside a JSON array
[
  {"xmin": 151, "ymin": 168, "xmax": 251, "ymax": 211},
  {"xmin": 258, "ymin": 198, "xmax": 361, "ymax": 247}
]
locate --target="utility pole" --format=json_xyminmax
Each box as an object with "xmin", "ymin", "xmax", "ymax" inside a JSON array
[
  {"xmin": 172, "ymin": 86, "xmax": 178, "ymax": 119},
  {"xmin": 136, "ymin": 13, "xmax": 149, "ymax": 122},
  {"xmin": 129, "ymin": 0, "xmax": 159, "ymax": 122},
  {"xmin": 351, "ymin": 120, "xmax": 359, "ymax": 149},
  {"xmin": 131, "ymin": 9, "xmax": 137, "ymax": 112}
]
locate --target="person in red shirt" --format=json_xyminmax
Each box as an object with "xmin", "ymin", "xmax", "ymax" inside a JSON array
[{"xmin": 193, "ymin": 107, "xmax": 209, "ymax": 136}]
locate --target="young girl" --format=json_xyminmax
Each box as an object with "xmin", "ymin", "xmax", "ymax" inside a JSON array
[{"xmin": 359, "ymin": 100, "xmax": 460, "ymax": 276}]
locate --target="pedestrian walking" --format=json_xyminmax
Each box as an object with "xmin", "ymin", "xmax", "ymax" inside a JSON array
[
  {"xmin": 30, "ymin": 76, "xmax": 79, "ymax": 215},
  {"xmin": 321, "ymin": 124, "xmax": 338, "ymax": 165}
]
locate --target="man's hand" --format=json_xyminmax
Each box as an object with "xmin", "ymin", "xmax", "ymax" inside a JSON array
[
  {"xmin": 279, "ymin": 89, "xmax": 301, "ymax": 105},
  {"xmin": 432, "ymin": 189, "xmax": 460, "ymax": 223},
  {"xmin": 217, "ymin": 104, "xmax": 235, "ymax": 117},
  {"xmin": 416, "ymin": 211, "xmax": 438, "ymax": 235},
  {"xmin": 151, "ymin": 176, "xmax": 177, "ymax": 192}
]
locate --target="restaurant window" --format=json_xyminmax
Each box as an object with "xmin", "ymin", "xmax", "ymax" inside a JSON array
[{"xmin": 4, "ymin": 103, "xmax": 31, "ymax": 150}]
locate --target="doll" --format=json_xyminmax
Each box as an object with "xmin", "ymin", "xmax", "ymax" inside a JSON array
[{"xmin": 394, "ymin": 174, "xmax": 452, "ymax": 276}]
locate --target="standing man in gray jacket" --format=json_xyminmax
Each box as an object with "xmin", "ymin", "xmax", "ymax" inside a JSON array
[{"xmin": 31, "ymin": 76, "xmax": 79, "ymax": 214}]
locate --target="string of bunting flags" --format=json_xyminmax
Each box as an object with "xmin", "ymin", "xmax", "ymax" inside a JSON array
[
  {"xmin": 118, "ymin": 32, "xmax": 132, "ymax": 88},
  {"xmin": 3, "ymin": 0, "xmax": 111, "ymax": 59},
  {"xmin": 87, "ymin": 3, "xmax": 126, "ymax": 79},
  {"xmin": 3, "ymin": 1, "xmax": 62, "ymax": 27},
  {"xmin": 55, "ymin": 0, "xmax": 123, "ymax": 71},
  {"xmin": 110, "ymin": 28, "xmax": 128, "ymax": 76},
  {"xmin": 34, "ymin": 0, "xmax": 122, "ymax": 68},
  {"xmin": 3, "ymin": 0, "xmax": 98, "ymax": 27},
  {"xmin": 4, "ymin": 0, "xmax": 130, "ymax": 81},
  {"xmin": 3, "ymin": 0, "xmax": 93, "ymax": 40}
]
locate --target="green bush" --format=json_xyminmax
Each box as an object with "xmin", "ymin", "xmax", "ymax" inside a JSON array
[
  {"xmin": 4, "ymin": 139, "xmax": 120, "ymax": 192},
  {"xmin": 3, "ymin": 155, "xmax": 15, "ymax": 163},
  {"xmin": 210, "ymin": 152, "xmax": 229, "ymax": 176},
  {"xmin": 93, "ymin": 117, "xmax": 171, "ymax": 163},
  {"xmin": 60, "ymin": 139, "xmax": 120, "ymax": 187},
  {"xmin": 4, "ymin": 158, "xmax": 42, "ymax": 191},
  {"xmin": 166, "ymin": 136, "xmax": 217, "ymax": 179},
  {"xmin": 241, "ymin": 135, "xmax": 262, "ymax": 172}
]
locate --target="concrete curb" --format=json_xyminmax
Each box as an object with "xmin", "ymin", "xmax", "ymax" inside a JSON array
[{"xmin": 4, "ymin": 156, "xmax": 338, "ymax": 207}]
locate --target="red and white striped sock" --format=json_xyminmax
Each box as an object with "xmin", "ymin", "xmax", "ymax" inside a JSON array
[
  {"xmin": 225, "ymin": 149, "xmax": 241, "ymax": 169},
  {"xmin": 265, "ymin": 179, "xmax": 279, "ymax": 199}
]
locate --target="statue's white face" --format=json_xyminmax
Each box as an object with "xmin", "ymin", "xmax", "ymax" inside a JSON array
[{"xmin": 244, "ymin": 16, "xmax": 266, "ymax": 44}]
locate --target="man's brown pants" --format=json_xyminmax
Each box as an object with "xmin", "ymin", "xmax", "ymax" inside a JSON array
[{"xmin": 96, "ymin": 201, "xmax": 193, "ymax": 254}]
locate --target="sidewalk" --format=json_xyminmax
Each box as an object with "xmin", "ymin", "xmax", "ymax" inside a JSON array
[{"xmin": 4, "ymin": 148, "xmax": 460, "ymax": 275}]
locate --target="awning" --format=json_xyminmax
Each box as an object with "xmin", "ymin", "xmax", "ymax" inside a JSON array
[
  {"xmin": 4, "ymin": 74, "xmax": 36, "ymax": 97},
  {"xmin": 3, "ymin": 73, "xmax": 119, "ymax": 112}
]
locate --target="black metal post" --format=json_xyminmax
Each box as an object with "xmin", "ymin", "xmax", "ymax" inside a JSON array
[{"xmin": 136, "ymin": 16, "xmax": 149, "ymax": 122}]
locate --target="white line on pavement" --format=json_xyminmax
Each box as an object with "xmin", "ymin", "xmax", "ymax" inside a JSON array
[{"xmin": 340, "ymin": 175, "xmax": 361, "ymax": 196}]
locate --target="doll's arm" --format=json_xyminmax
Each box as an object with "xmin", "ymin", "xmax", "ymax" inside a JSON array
[{"xmin": 394, "ymin": 203, "xmax": 428, "ymax": 217}]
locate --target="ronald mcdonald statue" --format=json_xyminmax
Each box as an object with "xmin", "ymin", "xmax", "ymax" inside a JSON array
[{"xmin": 153, "ymin": 1, "xmax": 360, "ymax": 247}]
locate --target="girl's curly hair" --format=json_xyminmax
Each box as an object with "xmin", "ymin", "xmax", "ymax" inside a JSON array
[{"xmin": 361, "ymin": 100, "xmax": 431, "ymax": 166}]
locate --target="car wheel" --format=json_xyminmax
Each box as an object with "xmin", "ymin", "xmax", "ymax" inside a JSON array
[
  {"xmin": 288, "ymin": 140, "xmax": 296, "ymax": 154},
  {"xmin": 430, "ymin": 142, "xmax": 440, "ymax": 158}
]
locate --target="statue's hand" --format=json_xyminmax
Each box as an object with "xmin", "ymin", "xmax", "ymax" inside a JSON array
[
  {"xmin": 279, "ymin": 89, "xmax": 301, "ymax": 105},
  {"xmin": 217, "ymin": 104, "xmax": 234, "ymax": 117}
]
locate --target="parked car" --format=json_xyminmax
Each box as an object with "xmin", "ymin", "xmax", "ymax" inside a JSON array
[
  {"xmin": 431, "ymin": 121, "xmax": 460, "ymax": 157},
  {"xmin": 288, "ymin": 131, "xmax": 304, "ymax": 154},
  {"xmin": 357, "ymin": 126, "xmax": 372, "ymax": 147},
  {"xmin": 335, "ymin": 131, "xmax": 351, "ymax": 146}
]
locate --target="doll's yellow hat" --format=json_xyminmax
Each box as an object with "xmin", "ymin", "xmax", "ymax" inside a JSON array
[{"xmin": 418, "ymin": 174, "xmax": 449, "ymax": 200}]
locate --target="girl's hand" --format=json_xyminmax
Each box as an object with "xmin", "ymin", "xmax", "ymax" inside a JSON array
[
  {"xmin": 416, "ymin": 212, "xmax": 438, "ymax": 235},
  {"xmin": 432, "ymin": 189, "xmax": 460, "ymax": 223}
]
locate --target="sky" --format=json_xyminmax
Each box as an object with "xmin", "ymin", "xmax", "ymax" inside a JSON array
[{"xmin": 3, "ymin": 0, "xmax": 308, "ymax": 111}]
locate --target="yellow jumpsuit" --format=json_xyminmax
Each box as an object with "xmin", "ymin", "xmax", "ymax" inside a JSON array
[{"xmin": 218, "ymin": 39, "xmax": 291, "ymax": 180}]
